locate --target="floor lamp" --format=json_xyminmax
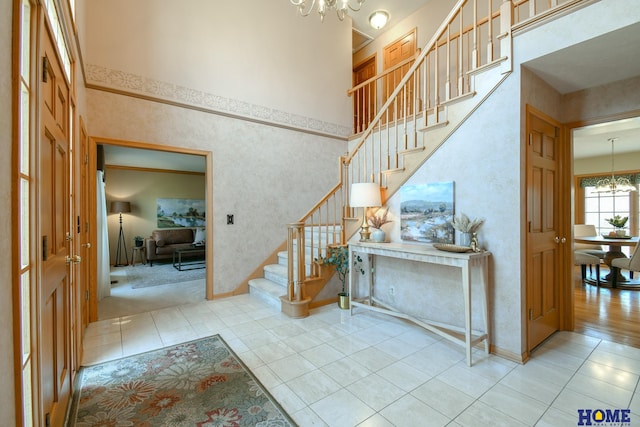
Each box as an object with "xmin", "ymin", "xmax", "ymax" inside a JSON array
[
  {"xmin": 351, "ymin": 183, "xmax": 381, "ymax": 241},
  {"xmin": 111, "ymin": 201, "xmax": 131, "ymax": 267}
]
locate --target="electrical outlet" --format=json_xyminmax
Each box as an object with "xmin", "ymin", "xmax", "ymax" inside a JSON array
[
  {"xmin": 227, "ymin": 214, "xmax": 234, "ymax": 225},
  {"xmin": 389, "ymin": 286, "xmax": 395, "ymax": 296}
]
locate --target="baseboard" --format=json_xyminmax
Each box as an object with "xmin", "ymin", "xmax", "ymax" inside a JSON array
[{"xmin": 490, "ymin": 344, "xmax": 527, "ymax": 364}]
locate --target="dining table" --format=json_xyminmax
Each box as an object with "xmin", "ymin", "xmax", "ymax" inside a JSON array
[{"xmin": 574, "ymin": 235, "xmax": 639, "ymax": 288}]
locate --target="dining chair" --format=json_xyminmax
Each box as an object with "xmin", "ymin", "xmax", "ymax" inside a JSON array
[
  {"xmin": 574, "ymin": 224, "xmax": 605, "ymax": 276},
  {"xmin": 574, "ymin": 252, "xmax": 600, "ymax": 286},
  {"xmin": 611, "ymin": 243, "xmax": 640, "ymax": 288}
]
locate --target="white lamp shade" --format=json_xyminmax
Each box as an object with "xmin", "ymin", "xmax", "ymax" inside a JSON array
[{"xmin": 350, "ymin": 183, "xmax": 381, "ymax": 208}]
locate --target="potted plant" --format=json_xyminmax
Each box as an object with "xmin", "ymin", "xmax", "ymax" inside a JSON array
[
  {"xmin": 451, "ymin": 213, "xmax": 484, "ymax": 246},
  {"xmin": 606, "ymin": 215, "xmax": 628, "ymax": 236},
  {"xmin": 319, "ymin": 245, "xmax": 364, "ymax": 309},
  {"xmin": 368, "ymin": 207, "xmax": 392, "ymax": 242},
  {"xmin": 134, "ymin": 236, "xmax": 144, "ymax": 247}
]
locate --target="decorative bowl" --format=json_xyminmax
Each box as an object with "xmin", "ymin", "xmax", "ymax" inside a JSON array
[{"xmin": 433, "ymin": 243, "xmax": 472, "ymax": 253}]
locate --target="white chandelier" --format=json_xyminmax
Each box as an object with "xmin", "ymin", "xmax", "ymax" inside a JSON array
[
  {"xmin": 290, "ymin": 0, "xmax": 365, "ymax": 22},
  {"xmin": 594, "ymin": 138, "xmax": 637, "ymax": 193}
]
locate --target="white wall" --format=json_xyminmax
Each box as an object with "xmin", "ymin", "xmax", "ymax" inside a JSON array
[
  {"xmin": 87, "ymin": 89, "xmax": 346, "ymax": 294},
  {"xmin": 378, "ymin": 73, "xmax": 523, "ymax": 356},
  {"xmin": 574, "ymin": 152, "xmax": 640, "ymax": 176},
  {"xmin": 78, "ymin": 1, "xmax": 354, "ymax": 294},
  {"xmin": 79, "ymin": 0, "xmax": 353, "ymax": 133}
]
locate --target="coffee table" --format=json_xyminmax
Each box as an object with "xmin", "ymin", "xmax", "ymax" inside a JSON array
[{"xmin": 173, "ymin": 245, "xmax": 206, "ymax": 271}]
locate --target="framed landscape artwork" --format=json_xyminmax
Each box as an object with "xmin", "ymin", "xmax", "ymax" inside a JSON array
[
  {"xmin": 400, "ymin": 181, "xmax": 454, "ymax": 243},
  {"xmin": 157, "ymin": 198, "xmax": 206, "ymax": 228}
]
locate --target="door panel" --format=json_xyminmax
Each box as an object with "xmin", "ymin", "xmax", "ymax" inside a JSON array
[
  {"xmin": 40, "ymin": 24, "xmax": 71, "ymax": 427},
  {"xmin": 527, "ymin": 109, "xmax": 563, "ymax": 351},
  {"xmin": 383, "ymin": 30, "xmax": 417, "ymax": 121}
]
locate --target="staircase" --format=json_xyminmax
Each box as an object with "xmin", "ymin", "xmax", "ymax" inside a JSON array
[
  {"xmin": 249, "ymin": 225, "xmax": 342, "ymax": 309},
  {"xmin": 248, "ymin": 0, "xmax": 582, "ymax": 315}
]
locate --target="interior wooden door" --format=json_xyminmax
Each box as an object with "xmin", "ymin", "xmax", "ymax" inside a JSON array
[
  {"xmin": 383, "ymin": 29, "xmax": 417, "ymax": 121},
  {"xmin": 353, "ymin": 56, "xmax": 376, "ymax": 133},
  {"xmin": 39, "ymin": 23, "xmax": 72, "ymax": 427},
  {"xmin": 526, "ymin": 107, "xmax": 564, "ymax": 351}
]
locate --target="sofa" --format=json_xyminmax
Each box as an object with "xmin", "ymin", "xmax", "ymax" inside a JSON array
[{"xmin": 146, "ymin": 228, "xmax": 205, "ymax": 266}]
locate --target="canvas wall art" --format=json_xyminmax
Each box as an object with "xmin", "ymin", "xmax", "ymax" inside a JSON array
[
  {"xmin": 400, "ymin": 181, "xmax": 454, "ymax": 243},
  {"xmin": 157, "ymin": 198, "xmax": 206, "ymax": 228}
]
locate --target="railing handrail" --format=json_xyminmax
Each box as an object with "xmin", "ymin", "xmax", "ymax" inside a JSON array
[
  {"xmin": 345, "ymin": 0, "xmax": 468, "ymax": 164},
  {"xmin": 347, "ymin": 53, "xmax": 420, "ymax": 95}
]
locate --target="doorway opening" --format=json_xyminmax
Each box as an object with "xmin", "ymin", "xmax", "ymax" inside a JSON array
[
  {"xmin": 88, "ymin": 138, "xmax": 213, "ymax": 322},
  {"xmin": 571, "ymin": 114, "xmax": 640, "ymax": 348}
]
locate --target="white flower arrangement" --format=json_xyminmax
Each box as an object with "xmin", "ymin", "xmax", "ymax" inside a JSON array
[{"xmin": 451, "ymin": 213, "xmax": 484, "ymax": 233}]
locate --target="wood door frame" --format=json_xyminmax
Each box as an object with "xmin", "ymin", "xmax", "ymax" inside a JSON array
[
  {"xmin": 563, "ymin": 109, "xmax": 640, "ymax": 331},
  {"xmin": 86, "ymin": 137, "xmax": 214, "ymax": 322},
  {"xmin": 525, "ymin": 104, "xmax": 572, "ymax": 356}
]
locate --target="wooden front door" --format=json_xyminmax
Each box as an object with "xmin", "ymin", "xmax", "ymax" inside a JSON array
[
  {"xmin": 383, "ymin": 29, "xmax": 417, "ymax": 121},
  {"xmin": 39, "ymin": 24, "xmax": 72, "ymax": 427},
  {"xmin": 526, "ymin": 107, "xmax": 564, "ymax": 351}
]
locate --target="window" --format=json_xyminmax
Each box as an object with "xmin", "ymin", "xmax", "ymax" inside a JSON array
[
  {"xmin": 580, "ymin": 179, "xmax": 639, "ymax": 256},
  {"xmin": 584, "ymin": 186, "xmax": 635, "ymax": 235}
]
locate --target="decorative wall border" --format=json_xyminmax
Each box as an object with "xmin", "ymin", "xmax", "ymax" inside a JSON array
[{"xmin": 86, "ymin": 64, "xmax": 351, "ymax": 139}]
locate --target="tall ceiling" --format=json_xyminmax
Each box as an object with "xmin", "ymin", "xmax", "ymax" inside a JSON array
[{"xmin": 102, "ymin": 1, "xmax": 639, "ymax": 169}]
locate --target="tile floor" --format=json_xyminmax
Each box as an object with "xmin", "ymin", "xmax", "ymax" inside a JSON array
[{"xmin": 84, "ymin": 274, "xmax": 640, "ymax": 426}]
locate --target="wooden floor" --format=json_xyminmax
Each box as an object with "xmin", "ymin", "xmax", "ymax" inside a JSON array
[{"xmin": 573, "ymin": 265, "xmax": 640, "ymax": 348}]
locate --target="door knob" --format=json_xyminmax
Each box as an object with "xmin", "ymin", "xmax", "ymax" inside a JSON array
[
  {"xmin": 82, "ymin": 243, "xmax": 91, "ymax": 248},
  {"xmin": 66, "ymin": 255, "xmax": 82, "ymax": 264},
  {"xmin": 554, "ymin": 236, "xmax": 560, "ymax": 243}
]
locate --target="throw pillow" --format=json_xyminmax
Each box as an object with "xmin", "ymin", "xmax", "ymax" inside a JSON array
[
  {"xmin": 193, "ymin": 228, "xmax": 206, "ymax": 244},
  {"xmin": 156, "ymin": 239, "xmax": 166, "ymax": 247}
]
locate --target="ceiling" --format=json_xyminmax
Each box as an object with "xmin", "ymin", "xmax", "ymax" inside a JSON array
[
  {"xmin": 523, "ymin": 20, "xmax": 640, "ymax": 159},
  {"xmin": 101, "ymin": 145, "xmax": 206, "ymax": 173},
  {"xmin": 350, "ymin": 0, "xmax": 431, "ymax": 51},
  {"xmin": 102, "ymin": 2, "xmax": 639, "ymax": 169}
]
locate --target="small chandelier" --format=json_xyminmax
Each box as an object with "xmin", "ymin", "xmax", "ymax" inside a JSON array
[
  {"xmin": 290, "ymin": 0, "xmax": 365, "ymax": 22},
  {"xmin": 594, "ymin": 138, "xmax": 637, "ymax": 193}
]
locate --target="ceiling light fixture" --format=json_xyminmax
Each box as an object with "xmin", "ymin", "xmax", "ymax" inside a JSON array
[
  {"xmin": 594, "ymin": 137, "xmax": 637, "ymax": 193},
  {"xmin": 369, "ymin": 10, "xmax": 389, "ymax": 30},
  {"xmin": 290, "ymin": 0, "xmax": 365, "ymax": 22}
]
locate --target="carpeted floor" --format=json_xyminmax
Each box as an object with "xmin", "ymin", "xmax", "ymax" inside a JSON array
[
  {"xmin": 67, "ymin": 335, "xmax": 296, "ymax": 426},
  {"xmin": 125, "ymin": 261, "xmax": 206, "ymax": 289}
]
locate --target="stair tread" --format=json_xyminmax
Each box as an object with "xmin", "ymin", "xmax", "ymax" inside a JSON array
[
  {"xmin": 264, "ymin": 263, "xmax": 287, "ymax": 275},
  {"xmin": 248, "ymin": 278, "xmax": 286, "ymax": 294}
]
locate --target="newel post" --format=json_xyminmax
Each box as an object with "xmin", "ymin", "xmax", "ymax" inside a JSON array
[
  {"xmin": 499, "ymin": 0, "xmax": 513, "ymax": 74},
  {"xmin": 287, "ymin": 222, "xmax": 305, "ymax": 302}
]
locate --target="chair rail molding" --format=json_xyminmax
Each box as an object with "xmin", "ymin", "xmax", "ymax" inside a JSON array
[{"xmin": 85, "ymin": 63, "xmax": 351, "ymax": 140}]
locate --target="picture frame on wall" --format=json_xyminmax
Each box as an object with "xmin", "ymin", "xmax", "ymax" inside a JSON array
[
  {"xmin": 400, "ymin": 181, "xmax": 454, "ymax": 243},
  {"xmin": 157, "ymin": 198, "xmax": 206, "ymax": 228}
]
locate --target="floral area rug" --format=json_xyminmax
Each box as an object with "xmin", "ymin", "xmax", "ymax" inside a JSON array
[{"xmin": 67, "ymin": 335, "xmax": 296, "ymax": 426}]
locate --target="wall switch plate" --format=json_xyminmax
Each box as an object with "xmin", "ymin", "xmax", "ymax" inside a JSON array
[{"xmin": 227, "ymin": 214, "xmax": 234, "ymax": 225}]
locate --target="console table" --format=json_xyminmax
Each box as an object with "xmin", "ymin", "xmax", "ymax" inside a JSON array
[{"xmin": 348, "ymin": 242, "xmax": 491, "ymax": 366}]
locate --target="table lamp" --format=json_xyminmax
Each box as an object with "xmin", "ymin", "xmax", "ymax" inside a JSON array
[{"xmin": 351, "ymin": 183, "xmax": 381, "ymax": 241}]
